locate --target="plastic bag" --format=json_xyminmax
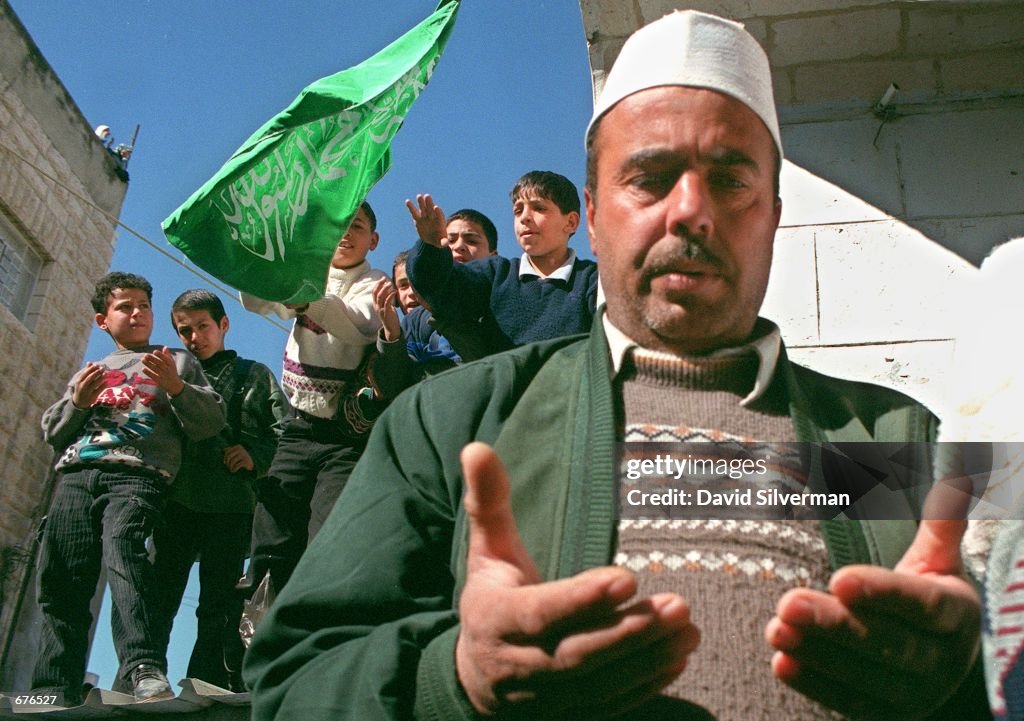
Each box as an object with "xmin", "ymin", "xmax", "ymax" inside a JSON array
[{"xmin": 239, "ymin": 570, "xmax": 275, "ymax": 649}]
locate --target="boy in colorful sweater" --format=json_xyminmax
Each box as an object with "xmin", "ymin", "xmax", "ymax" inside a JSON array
[{"xmin": 32, "ymin": 272, "xmax": 224, "ymax": 706}]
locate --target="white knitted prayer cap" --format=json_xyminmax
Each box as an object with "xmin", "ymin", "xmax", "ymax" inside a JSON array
[{"xmin": 586, "ymin": 10, "xmax": 782, "ymax": 158}]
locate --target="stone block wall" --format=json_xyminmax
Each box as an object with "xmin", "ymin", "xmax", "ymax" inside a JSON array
[
  {"xmin": 585, "ymin": 2, "xmax": 1024, "ymax": 108},
  {"xmin": 0, "ymin": 1, "xmax": 127, "ymax": 690}
]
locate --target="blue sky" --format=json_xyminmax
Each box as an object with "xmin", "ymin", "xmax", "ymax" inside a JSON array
[{"xmin": 11, "ymin": 0, "xmax": 595, "ymax": 689}]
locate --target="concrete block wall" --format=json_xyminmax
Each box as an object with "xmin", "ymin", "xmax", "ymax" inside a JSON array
[
  {"xmin": 580, "ymin": 0, "xmax": 1024, "ymax": 420},
  {"xmin": 585, "ymin": 2, "xmax": 1024, "ymax": 109},
  {"xmin": 0, "ymin": 2, "xmax": 127, "ymax": 690},
  {"xmin": 764, "ymin": 102, "xmax": 1024, "ymax": 415}
]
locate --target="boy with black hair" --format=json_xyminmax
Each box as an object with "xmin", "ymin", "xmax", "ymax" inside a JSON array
[
  {"xmin": 373, "ymin": 252, "xmax": 460, "ymax": 391},
  {"xmin": 32, "ymin": 272, "xmax": 224, "ymax": 706},
  {"xmin": 375, "ymin": 205, "xmax": 504, "ymax": 391},
  {"xmin": 406, "ymin": 171, "xmax": 598, "ymax": 357},
  {"xmin": 239, "ymin": 201, "xmax": 387, "ymax": 592},
  {"xmin": 151, "ymin": 289, "xmax": 287, "ymax": 691},
  {"xmin": 444, "ymin": 208, "xmax": 499, "ymax": 261},
  {"xmin": 391, "ymin": 249, "xmax": 423, "ymax": 317}
]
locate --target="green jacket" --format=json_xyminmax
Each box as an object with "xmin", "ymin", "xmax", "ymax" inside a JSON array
[{"xmin": 246, "ymin": 322, "xmax": 938, "ymax": 721}]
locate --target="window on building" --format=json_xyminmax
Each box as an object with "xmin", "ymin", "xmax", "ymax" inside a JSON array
[{"xmin": 0, "ymin": 215, "xmax": 44, "ymax": 323}]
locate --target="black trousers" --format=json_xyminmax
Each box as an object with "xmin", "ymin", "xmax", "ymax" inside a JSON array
[
  {"xmin": 151, "ymin": 501, "xmax": 252, "ymax": 690},
  {"xmin": 247, "ymin": 413, "xmax": 364, "ymax": 590}
]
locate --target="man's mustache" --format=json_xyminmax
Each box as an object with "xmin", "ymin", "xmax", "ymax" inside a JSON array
[{"xmin": 642, "ymin": 235, "xmax": 723, "ymax": 282}]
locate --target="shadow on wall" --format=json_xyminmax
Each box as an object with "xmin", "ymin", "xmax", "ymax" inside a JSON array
[
  {"xmin": 780, "ymin": 102, "xmax": 1024, "ymax": 267},
  {"xmin": 756, "ymin": 99, "xmax": 1024, "ymax": 421}
]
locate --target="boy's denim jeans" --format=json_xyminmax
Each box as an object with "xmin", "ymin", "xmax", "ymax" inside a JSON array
[{"xmin": 31, "ymin": 467, "xmax": 166, "ymax": 702}]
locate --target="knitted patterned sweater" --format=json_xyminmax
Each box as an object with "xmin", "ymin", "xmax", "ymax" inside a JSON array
[
  {"xmin": 614, "ymin": 339, "xmax": 843, "ymax": 721},
  {"xmin": 241, "ymin": 260, "xmax": 386, "ymax": 419}
]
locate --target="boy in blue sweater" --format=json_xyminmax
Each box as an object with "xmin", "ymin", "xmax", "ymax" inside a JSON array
[{"xmin": 405, "ymin": 171, "xmax": 598, "ymax": 356}]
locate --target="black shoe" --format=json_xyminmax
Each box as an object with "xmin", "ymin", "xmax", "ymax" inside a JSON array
[{"xmin": 129, "ymin": 664, "xmax": 174, "ymax": 702}]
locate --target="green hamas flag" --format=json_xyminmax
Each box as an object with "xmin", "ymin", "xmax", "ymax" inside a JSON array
[{"xmin": 162, "ymin": 1, "xmax": 459, "ymax": 303}]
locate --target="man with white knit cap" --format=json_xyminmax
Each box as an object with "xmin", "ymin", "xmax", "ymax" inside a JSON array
[{"xmin": 246, "ymin": 11, "xmax": 986, "ymax": 721}]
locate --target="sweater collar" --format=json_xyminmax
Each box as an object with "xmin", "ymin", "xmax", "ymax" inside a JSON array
[{"xmin": 602, "ymin": 313, "xmax": 782, "ymax": 407}]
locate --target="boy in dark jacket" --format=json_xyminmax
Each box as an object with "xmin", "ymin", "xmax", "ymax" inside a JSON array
[
  {"xmin": 152, "ymin": 289, "xmax": 287, "ymax": 691},
  {"xmin": 405, "ymin": 171, "xmax": 598, "ymax": 357}
]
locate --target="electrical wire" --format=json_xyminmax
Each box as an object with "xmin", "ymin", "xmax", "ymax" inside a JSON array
[{"xmin": 0, "ymin": 141, "xmax": 290, "ymax": 333}]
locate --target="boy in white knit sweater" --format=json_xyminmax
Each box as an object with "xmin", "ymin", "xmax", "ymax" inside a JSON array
[{"xmin": 240, "ymin": 201, "xmax": 387, "ymax": 591}]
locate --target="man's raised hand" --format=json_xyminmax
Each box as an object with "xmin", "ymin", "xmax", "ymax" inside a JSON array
[
  {"xmin": 766, "ymin": 479, "xmax": 981, "ymax": 719},
  {"xmin": 455, "ymin": 442, "xmax": 700, "ymax": 719}
]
